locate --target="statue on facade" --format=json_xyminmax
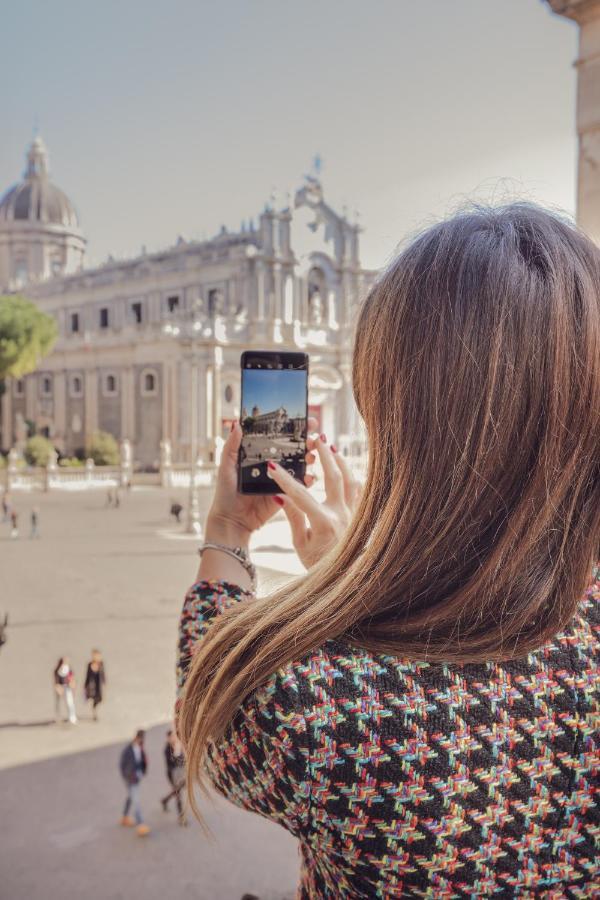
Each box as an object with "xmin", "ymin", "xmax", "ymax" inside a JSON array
[
  {"xmin": 309, "ymin": 290, "xmax": 323, "ymax": 326},
  {"xmin": 160, "ymin": 439, "xmax": 172, "ymax": 468}
]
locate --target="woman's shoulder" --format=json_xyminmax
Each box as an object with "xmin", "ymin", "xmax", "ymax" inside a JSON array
[{"xmin": 259, "ymin": 568, "xmax": 599, "ymax": 722}]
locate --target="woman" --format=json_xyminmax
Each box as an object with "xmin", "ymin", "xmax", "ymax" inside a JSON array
[
  {"xmin": 161, "ymin": 729, "xmax": 187, "ymax": 826},
  {"xmin": 84, "ymin": 649, "xmax": 106, "ymax": 721},
  {"xmin": 54, "ymin": 657, "xmax": 77, "ymax": 725},
  {"xmin": 177, "ymin": 204, "xmax": 599, "ymax": 897}
]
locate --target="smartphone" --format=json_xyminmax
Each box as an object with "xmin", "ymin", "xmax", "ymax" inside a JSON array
[{"xmin": 238, "ymin": 351, "xmax": 309, "ymax": 494}]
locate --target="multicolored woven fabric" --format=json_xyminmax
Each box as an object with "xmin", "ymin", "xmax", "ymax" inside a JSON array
[{"xmin": 177, "ymin": 571, "xmax": 600, "ymax": 898}]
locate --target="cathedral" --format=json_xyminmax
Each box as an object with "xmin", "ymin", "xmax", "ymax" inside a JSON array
[{"xmin": 0, "ymin": 138, "xmax": 376, "ymax": 467}]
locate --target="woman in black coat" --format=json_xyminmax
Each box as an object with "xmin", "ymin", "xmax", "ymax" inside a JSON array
[{"xmin": 84, "ymin": 649, "xmax": 106, "ymax": 721}]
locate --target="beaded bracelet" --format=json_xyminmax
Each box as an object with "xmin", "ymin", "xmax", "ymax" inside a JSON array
[{"xmin": 198, "ymin": 541, "xmax": 257, "ymax": 591}]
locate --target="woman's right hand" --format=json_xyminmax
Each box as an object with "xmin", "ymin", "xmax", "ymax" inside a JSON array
[{"xmin": 266, "ymin": 434, "xmax": 362, "ymax": 569}]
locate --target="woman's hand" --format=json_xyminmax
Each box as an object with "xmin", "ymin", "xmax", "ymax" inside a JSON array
[
  {"xmin": 205, "ymin": 420, "xmax": 317, "ymax": 548},
  {"xmin": 265, "ymin": 434, "xmax": 362, "ymax": 568}
]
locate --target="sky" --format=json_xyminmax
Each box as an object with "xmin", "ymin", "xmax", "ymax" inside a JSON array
[
  {"xmin": 0, "ymin": 0, "xmax": 579, "ymax": 271},
  {"xmin": 242, "ymin": 369, "xmax": 307, "ymax": 418}
]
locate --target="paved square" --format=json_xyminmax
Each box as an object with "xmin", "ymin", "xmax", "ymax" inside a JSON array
[{"xmin": 0, "ymin": 486, "xmax": 301, "ymax": 900}]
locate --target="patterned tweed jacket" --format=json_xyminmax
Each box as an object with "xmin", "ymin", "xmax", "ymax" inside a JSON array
[{"xmin": 177, "ymin": 572, "xmax": 599, "ymax": 899}]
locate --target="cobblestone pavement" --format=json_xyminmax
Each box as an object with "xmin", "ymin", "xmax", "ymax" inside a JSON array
[{"xmin": 0, "ymin": 486, "xmax": 300, "ymax": 900}]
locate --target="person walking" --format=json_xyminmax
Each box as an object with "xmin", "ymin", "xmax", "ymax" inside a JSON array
[
  {"xmin": 29, "ymin": 507, "xmax": 39, "ymax": 539},
  {"xmin": 176, "ymin": 205, "xmax": 600, "ymax": 896},
  {"xmin": 84, "ymin": 649, "xmax": 106, "ymax": 721},
  {"xmin": 119, "ymin": 730, "xmax": 150, "ymax": 836},
  {"xmin": 161, "ymin": 730, "xmax": 187, "ymax": 826},
  {"xmin": 53, "ymin": 657, "xmax": 77, "ymax": 724},
  {"xmin": 9, "ymin": 509, "xmax": 18, "ymax": 539},
  {"xmin": 1, "ymin": 491, "xmax": 10, "ymax": 522},
  {"xmin": 170, "ymin": 500, "xmax": 182, "ymax": 523}
]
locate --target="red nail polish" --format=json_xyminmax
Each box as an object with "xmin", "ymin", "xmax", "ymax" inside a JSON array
[
  {"xmin": 320, "ymin": 433, "xmax": 327, "ymax": 442},
  {"xmin": 267, "ymin": 460, "xmax": 277, "ymax": 470},
  {"xmin": 330, "ymin": 444, "xmax": 337, "ymax": 453},
  {"xmin": 273, "ymin": 495, "xmax": 284, "ymax": 506}
]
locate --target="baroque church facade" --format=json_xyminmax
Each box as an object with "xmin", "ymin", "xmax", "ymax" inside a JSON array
[{"xmin": 0, "ymin": 138, "xmax": 376, "ymax": 467}]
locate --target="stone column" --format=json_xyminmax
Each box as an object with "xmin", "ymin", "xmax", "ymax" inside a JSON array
[
  {"xmin": 170, "ymin": 361, "xmax": 180, "ymax": 458},
  {"xmin": 84, "ymin": 368, "xmax": 98, "ymax": 447},
  {"xmin": 547, "ymin": 0, "xmax": 600, "ymax": 242},
  {"xmin": 25, "ymin": 374, "xmax": 36, "ymax": 424},
  {"xmin": 256, "ymin": 259, "xmax": 265, "ymax": 319},
  {"xmin": 161, "ymin": 362, "xmax": 170, "ymax": 446},
  {"xmin": 120, "ymin": 367, "xmax": 135, "ymax": 441},
  {"xmin": 53, "ymin": 371, "xmax": 67, "ymax": 450},
  {"xmin": 1, "ymin": 380, "xmax": 13, "ymax": 450}
]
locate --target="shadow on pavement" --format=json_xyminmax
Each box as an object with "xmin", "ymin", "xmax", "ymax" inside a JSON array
[
  {"xmin": 0, "ymin": 723, "xmax": 299, "ymax": 900},
  {"xmin": 0, "ymin": 719, "xmax": 56, "ymax": 728}
]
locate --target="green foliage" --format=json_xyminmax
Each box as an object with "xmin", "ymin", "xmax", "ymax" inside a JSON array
[
  {"xmin": 242, "ymin": 416, "xmax": 256, "ymax": 432},
  {"xmin": 24, "ymin": 435, "xmax": 55, "ymax": 467},
  {"xmin": 58, "ymin": 456, "xmax": 84, "ymax": 468},
  {"xmin": 87, "ymin": 430, "xmax": 119, "ymax": 466},
  {"xmin": 0, "ymin": 294, "xmax": 57, "ymax": 380}
]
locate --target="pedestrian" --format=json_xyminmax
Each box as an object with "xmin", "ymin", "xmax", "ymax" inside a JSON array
[
  {"xmin": 84, "ymin": 649, "xmax": 106, "ymax": 721},
  {"xmin": 106, "ymin": 489, "xmax": 113, "ymax": 507},
  {"xmin": 30, "ymin": 507, "xmax": 39, "ymax": 539},
  {"xmin": 161, "ymin": 730, "xmax": 187, "ymax": 826},
  {"xmin": 10, "ymin": 510, "xmax": 18, "ymax": 539},
  {"xmin": 119, "ymin": 729, "xmax": 150, "ymax": 836},
  {"xmin": 1, "ymin": 491, "xmax": 10, "ymax": 522},
  {"xmin": 53, "ymin": 657, "xmax": 77, "ymax": 724},
  {"xmin": 114, "ymin": 489, "xmax": 120, "ymax": 509},
  {"xmin": 170, "ymin": 501, "xmax": 182, "ymax": 523}
]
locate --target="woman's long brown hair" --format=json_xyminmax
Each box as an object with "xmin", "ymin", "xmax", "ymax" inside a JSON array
[{"xmin": 179, "ymin": 203, "xmax": 600, "ymax": 811}]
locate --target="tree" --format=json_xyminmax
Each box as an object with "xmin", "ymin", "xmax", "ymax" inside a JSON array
[
  {"xmin": 0, "ymin": 294, "xmax": 57, "ymax": 380},
  {"xmin": 24, "ymin": 435, "xmax": 55, "ymax": 467},
  {"xmin": 87, "ymin": 431, "xmax": 119, "ymax": 466}
]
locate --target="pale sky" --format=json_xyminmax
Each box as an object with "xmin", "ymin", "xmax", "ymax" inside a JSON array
[{"xmin": 0, "ymin": 0, "xmax": 578, "ymax": 271}]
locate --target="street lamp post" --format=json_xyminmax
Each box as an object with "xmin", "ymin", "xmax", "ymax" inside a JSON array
[{"xmin": 163, "ymin": 299, "xmax": 204, "ymax": 536}]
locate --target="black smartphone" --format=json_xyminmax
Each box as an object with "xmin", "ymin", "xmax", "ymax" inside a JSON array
[{"xmin": 238, "ymin": 351, "xmax": 309, "ymax": 494}]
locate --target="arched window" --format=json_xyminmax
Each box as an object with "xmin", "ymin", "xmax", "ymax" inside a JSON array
[
  {"xmin": 104, "ymin": 373, "xmax": 118, "ymax": 396},
  {"xmin": 140, "ymin": 368, "xmax": 158, "ymax": 396},
  {"xmin": 13, "ymin": 379, "xmax": 24, "ymax": 398},
  {"xmin": 70, "ymin": 375, "xmax": 83, "ymax": 398},
  {"xmin": 41, "ymin": 375, "xmax": 52, "ymax": 396}
]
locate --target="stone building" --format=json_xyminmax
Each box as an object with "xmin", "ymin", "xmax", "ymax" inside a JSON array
[
  {"xmin": 0, "ymin": 139, "xmax": 376, "ymax": 467},
  {"xmin": 547, "ymin": 0, "xmax": 600, "ymax": 243}
]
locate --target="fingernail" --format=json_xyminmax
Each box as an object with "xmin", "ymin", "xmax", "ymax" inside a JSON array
[
  {"xmin": 273, "ymin": 495, "xmax": 284, "ymax": 506},
  {"xmin": 320, "ymin": 433, "xmax": 327, "ymax": 442},
  {"xmin": 267, "ymin": 461, "xmax": 277, "ymax": 470},
  {"xmin": 330, "ymin": 444, "xmax": 337, "ymax": 454}
]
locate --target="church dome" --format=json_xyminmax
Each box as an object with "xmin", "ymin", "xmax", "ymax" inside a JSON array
[{"xmin": 0, "ymin": 137, "xmax": 80, "ymax": 229}]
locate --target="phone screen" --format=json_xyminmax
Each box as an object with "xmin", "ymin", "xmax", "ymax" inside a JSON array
[{"xmin": 238, "ymin": 352, "xmax": 308, "ymax": 494}]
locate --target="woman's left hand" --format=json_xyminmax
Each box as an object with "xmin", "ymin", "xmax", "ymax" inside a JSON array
[{"xmin": 264, "ymin": 434, "xmax": 362, "ymax": 568}]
